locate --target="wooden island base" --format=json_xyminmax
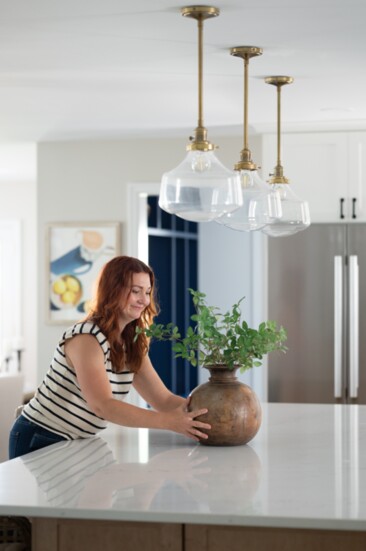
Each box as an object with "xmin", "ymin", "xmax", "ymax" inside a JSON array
[{"xmin": 31, "ymin": 518, "xmax": 366, "ymax": 551}]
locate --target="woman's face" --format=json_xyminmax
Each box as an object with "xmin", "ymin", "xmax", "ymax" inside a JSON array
[{"xmin": 119, "ymin": 272, "xmax": 151, "ymax": 324}]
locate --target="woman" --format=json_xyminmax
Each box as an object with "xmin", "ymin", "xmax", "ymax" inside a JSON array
[{"xmin": 9, "ymin": 256, "xmax": 210, "ymax": 459}]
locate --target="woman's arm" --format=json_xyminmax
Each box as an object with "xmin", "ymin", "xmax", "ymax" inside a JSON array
[{"xmin": 64, "ymin": 335, "xmax": 210, "ymax": 441}]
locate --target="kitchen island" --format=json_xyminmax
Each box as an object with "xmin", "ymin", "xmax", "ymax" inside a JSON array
[{"xmin": 1, "ymin": 403, "xmax": 366, "ymax": 550}]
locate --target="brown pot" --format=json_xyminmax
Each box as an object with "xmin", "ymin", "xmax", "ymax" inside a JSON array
[{"xmin": 188, "ymin": 364, "xmax": 262, "ymax": 446}]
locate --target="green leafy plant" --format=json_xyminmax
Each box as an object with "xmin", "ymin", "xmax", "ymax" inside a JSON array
[{"xmin": 136, "ymin": 289, "xmax": 287, "ymax": 372}]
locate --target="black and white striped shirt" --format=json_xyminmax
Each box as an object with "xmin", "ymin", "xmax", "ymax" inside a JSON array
[
  {"xmin": 22, "ymin": 322, "xmax": 134, "ymax": 440},
  {"xmin": 22, "ymin": 437, "xmax": 115, "ymax": 507}
]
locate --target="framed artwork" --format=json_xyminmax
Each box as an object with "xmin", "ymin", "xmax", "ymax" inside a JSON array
[{"xmin": 46, "ymin": 222, "xmax": 121, "ymax": 324}]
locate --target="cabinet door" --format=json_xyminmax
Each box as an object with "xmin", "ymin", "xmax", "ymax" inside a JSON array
[
  {"xmin": 348, "ymin": 132, "xmax": 366, "ymax": 222},
  {"xmin": 262, "ymin": 133, "xmax": 348, "ymax": 223}
]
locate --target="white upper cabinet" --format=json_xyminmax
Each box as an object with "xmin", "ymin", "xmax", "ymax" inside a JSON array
[{"xmin": 261, "ymin": 132, "xmax": 366, "ymax": 223}]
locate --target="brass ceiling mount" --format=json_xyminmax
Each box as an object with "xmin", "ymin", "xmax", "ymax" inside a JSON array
[
  {"xmin": 265, "ymin": 75, "xmax": 294, "ymax": 87},
  {"xmin": 230, "ymin": 46, "xmax": 263, "ymax": 60},
  {"xmin": 181, "ymin": 5, "xmax": 220, "ymax": 20}
]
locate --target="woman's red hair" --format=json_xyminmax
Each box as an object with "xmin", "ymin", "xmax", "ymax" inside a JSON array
[{"xmin": 86, "ymin": 256, "xmax": 158, "ymax": 373}]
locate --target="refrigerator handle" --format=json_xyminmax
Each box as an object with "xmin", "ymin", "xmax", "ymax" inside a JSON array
[
  {"xmin": 334, "ymin": 256, "xmax": 343, "ymax": 399},
  {"xmin": 349, "ymin": 255, "xmax": 359, "ymax": 399}
]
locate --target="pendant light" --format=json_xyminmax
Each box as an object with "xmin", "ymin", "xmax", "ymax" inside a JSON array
[
  {"xmin": 217, "ymin": 47, "xmax": 282, "ymax": 232},
  {"xmin": 262, "ymin": 76, "xmax": 311, "ymax": 237},
  {"xmin": 158, "ymin": 6, "xmax": 242, "ymax": 223}
]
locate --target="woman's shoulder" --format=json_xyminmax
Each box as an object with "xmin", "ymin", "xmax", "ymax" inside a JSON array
[
  {"xmin": 62, "ymin": 320, "xmax": 102, "ymax": 337},
  {"xmin": 61, "ymin": 322, "xmax": 110, "ymax": 355}
]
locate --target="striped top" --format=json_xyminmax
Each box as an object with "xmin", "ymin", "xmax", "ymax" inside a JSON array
[
  {"xmin": 22, "ymin": 322, "xmax": 134, "ymax": 440},
  {"xmin": 22, "ymin": 437, "xmax": 115, "ymax": 507}
]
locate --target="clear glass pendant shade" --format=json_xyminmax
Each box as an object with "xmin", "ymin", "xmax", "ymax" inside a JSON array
[
  {"xmin": 159, "ymin": 150, "xmax": 243, "ymax": 222},
  {"xmin": 216, "ymin": 169, "xmax": 282, "ymax": 231},
  {"xmin": 262, "ymin": 183, "xmax": 311, "ymax": 237}
]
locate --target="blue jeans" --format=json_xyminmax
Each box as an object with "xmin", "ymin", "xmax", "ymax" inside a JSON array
[{"xmin": 9, "ymin": 415, "xmax": 67, "ymax": 459}]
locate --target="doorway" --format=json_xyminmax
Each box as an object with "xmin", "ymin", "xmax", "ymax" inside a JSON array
[
  {"xmin": 127, "ymin": 183, "xmax": 198, "ymax": 397},
  {"xmin": 147, "ymin": 196, "xmax": 198, "ymax": 396}
]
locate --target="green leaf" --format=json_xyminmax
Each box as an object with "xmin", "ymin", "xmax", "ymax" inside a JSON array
[{"xmin": 141, "ymin": 289, "xmax": 287, "ymax": 373}]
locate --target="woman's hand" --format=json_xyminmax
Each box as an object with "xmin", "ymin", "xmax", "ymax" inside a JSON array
[{"xmin": 165, "ymin": 398, "xmax": 211, "ymax": 442}]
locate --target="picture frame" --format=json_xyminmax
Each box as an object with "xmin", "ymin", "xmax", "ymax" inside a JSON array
[{"xmin": 46, "ymin": 222, "xmax": 121, "ymax": 324}]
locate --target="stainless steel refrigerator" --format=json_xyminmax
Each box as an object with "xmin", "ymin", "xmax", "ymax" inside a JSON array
[{"xmin": 267, "ymin": 224, "xmax": 366, "ymax": 404}]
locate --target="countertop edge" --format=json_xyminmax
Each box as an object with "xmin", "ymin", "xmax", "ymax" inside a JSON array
[{"xmin": 1, "ymin": 506, "xmax": 366, "ymax": 532}]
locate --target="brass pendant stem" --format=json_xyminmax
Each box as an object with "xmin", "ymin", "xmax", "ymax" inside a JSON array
[
  {"xmin": 198, "ymin": 17, "xmax": 204, "ymax": 128},
  {"xmin": 182, "ymin": 6, "xmax": 219, "ymax": 152},
  {"xmin": 231, "ymin": 46, "xmax": 262, "ymax": 171},
  {"xmin": 265, "ymin": 76, "xmax": 293, "ymax": 184},
  {"xmin": 244, "ymin": 57, "xmax": 249, "ymax": 152},
  {"xmin": 277, "ymin": 84, "xmax": 282, "ymax": 169}
]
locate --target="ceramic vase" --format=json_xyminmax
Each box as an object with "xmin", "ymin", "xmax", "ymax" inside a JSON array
[{"xmin": 188, "ymin": 364, "xmax": 262, "ymax": 446}]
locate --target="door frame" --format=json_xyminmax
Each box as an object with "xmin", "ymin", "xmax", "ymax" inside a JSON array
[{"xmin": 127, "ymin": 182, "xmax": 160, "ymax": 261}]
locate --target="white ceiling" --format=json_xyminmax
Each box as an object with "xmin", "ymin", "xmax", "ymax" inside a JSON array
[{"xmin": 1, "ymin": 0, "xmax": 366, "ymax": 142}]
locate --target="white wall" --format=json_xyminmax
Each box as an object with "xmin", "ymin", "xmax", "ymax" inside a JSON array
[
  {"xmin": 37, "ymin": 134, "xmax": 267, "ymax": 398},
  {"xmin": 0, "ymin": 143, "xmax": 37, "ymax": 390}
]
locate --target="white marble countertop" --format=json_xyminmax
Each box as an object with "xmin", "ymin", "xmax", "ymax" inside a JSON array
[{"xmin": 1, "ymin": 403, "xmax": 366, "ymax": 531}]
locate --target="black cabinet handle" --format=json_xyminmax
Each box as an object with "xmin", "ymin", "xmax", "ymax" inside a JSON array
[
  {"xmin": 340, "ymin": 198, "xmax": 345, "ymax": 219},
  {"xmin": 352, "ymin": 197, "xmax": 357, "ymax": 219}
]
